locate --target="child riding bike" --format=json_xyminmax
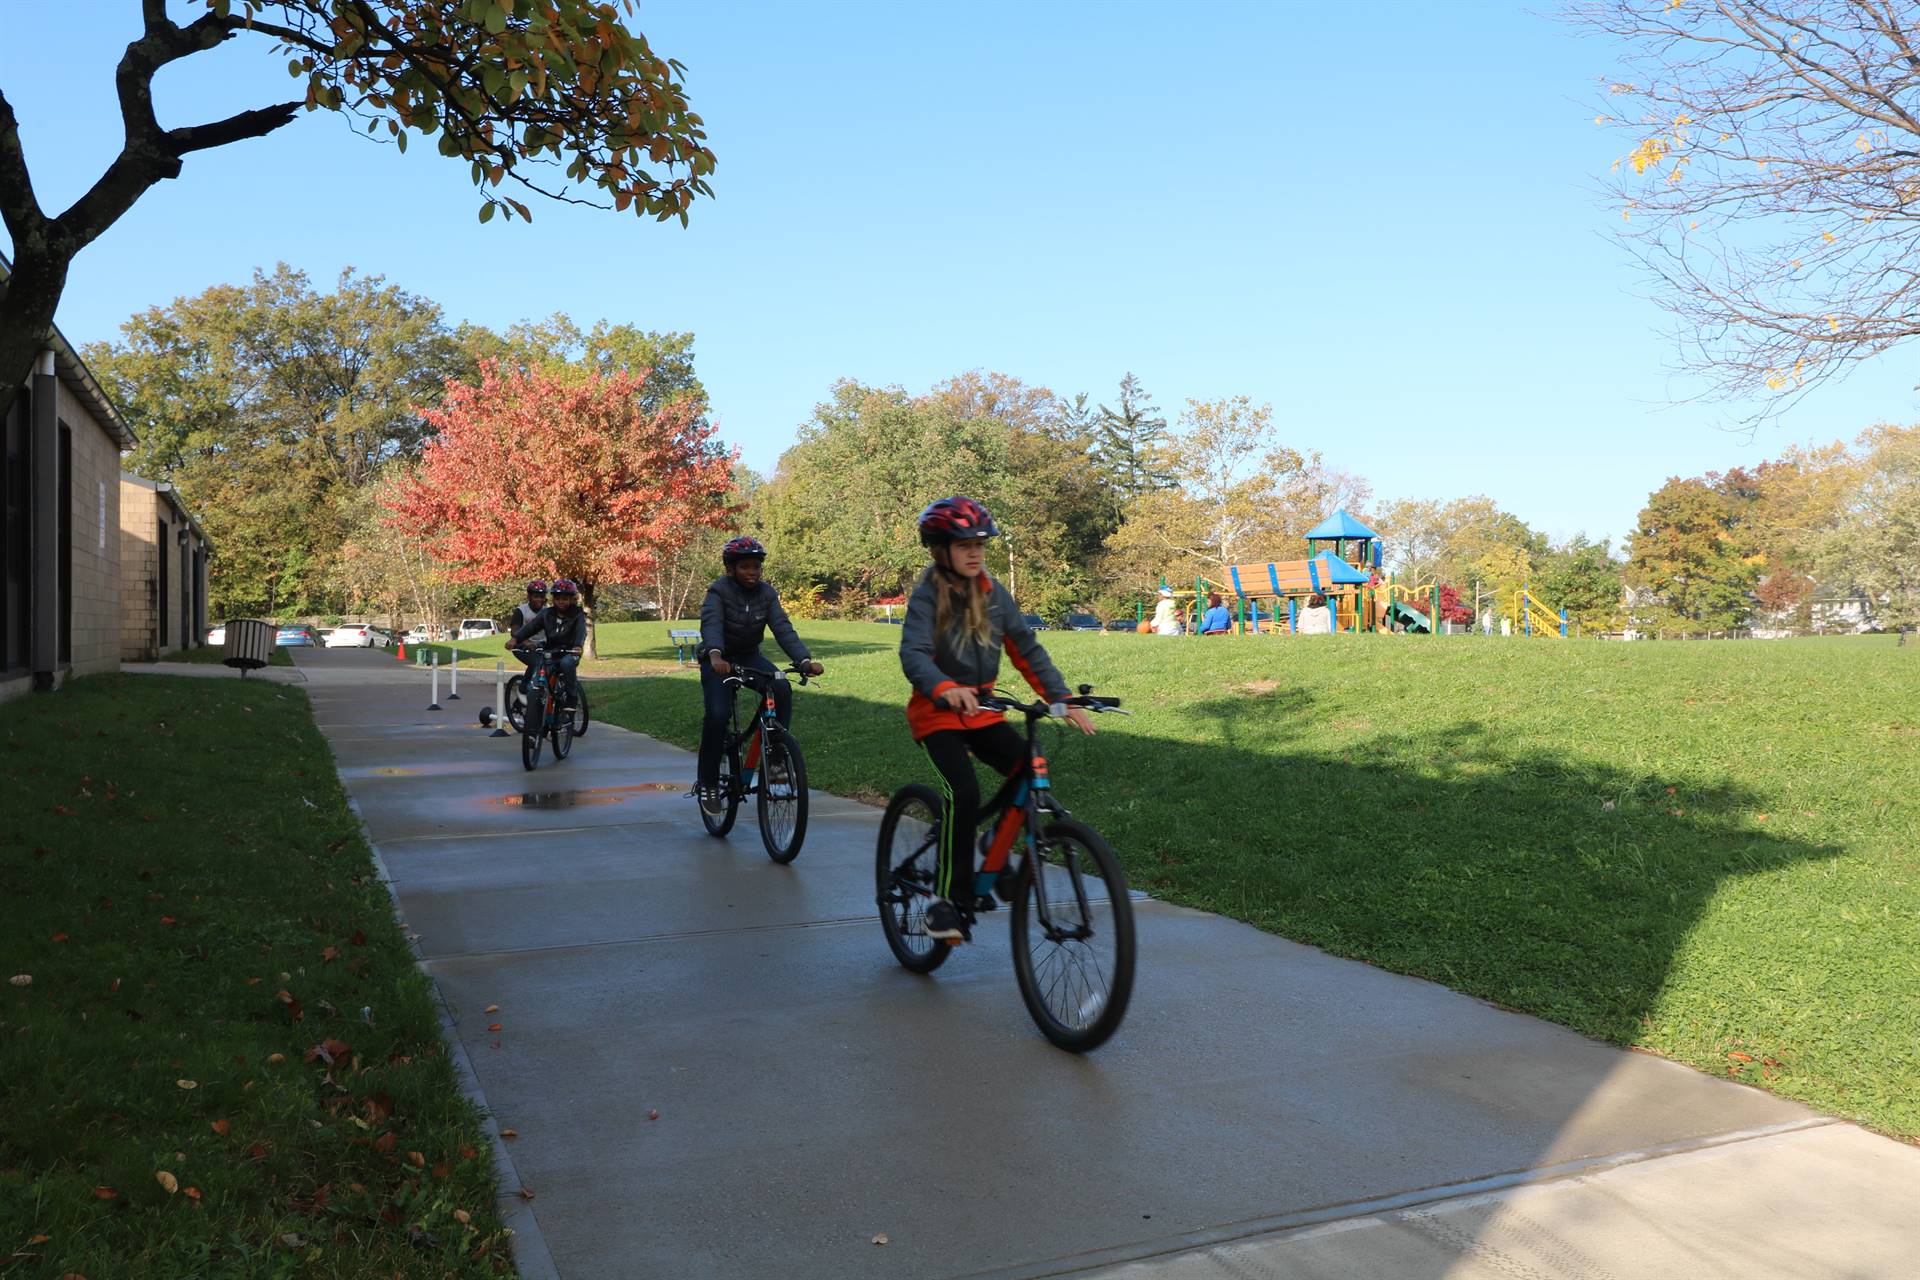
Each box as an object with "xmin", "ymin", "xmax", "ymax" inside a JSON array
[
  {"xmin": 508, "ymin": 579, "xmax": 547, "ymax": 675},
  {"xmin": 508, "ymin": 578, "xmax": 586, "ymax": 707},
  {"xmin": 900, "ymin": 497, "xmax": 1094, "ymax": 942},
  {"xmin": 696, "ymin": 537, "xmax": 823, "ymax": 810}
]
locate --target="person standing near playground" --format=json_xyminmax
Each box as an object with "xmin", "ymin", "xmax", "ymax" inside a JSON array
[
  {"xmin": 1297, "ymin": 593, "xmax": 1335, "ymax": 635},
  {"xmin": 1199, "ymin": 593, "xmax": 1232, "ymax": 635},
  {"xmin": 1151, "ymin": 586, "xmax": 1182, "ymax": 635},
  {"xmin": 900, "ymin": 496, "xmax": 1093, "ymax": 943}
]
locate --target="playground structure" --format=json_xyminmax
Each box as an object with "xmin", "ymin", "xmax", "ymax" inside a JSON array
[{"xmin": 1145, "ymin": 509, "xmax": 1568, "ymax": 638}]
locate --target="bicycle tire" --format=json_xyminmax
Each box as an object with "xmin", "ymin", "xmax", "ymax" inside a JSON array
[
  {"xmin": 571, "ymin": 684, "xmax": 590, "ymax": 737},
  {"xmin": 520, "ymin": 696, "xmax": 545, "ymax": 772},
  {"xmin": 552, "ymin": 703, "xmax": 573, "ymax": 761},
  {"xmin": 756, "ymin": 729, "xmax": 808, "ymax": 864},
  {"xmin": 505, "ymin": 675, "xmax": 526, "ymax": 733},
  {"xmin": 876, "ymin": 783, "xmax": 950, "ymax": 974},
  {"xmin": 699, "ymin": 744, "xmax": 741, "ymax": 838},
  {"xmin": 1009, "ymin": 817, "xmax": 1135, "ymax": 1052}
]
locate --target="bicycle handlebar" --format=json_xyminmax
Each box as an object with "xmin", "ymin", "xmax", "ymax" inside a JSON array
[
  {"xmin": 977, "ymin": 688, "xmax": 1127, "ymax": 718},
  {"xmin": 723, "ymin": 664, "xmax": 815, "ymax": 690}
]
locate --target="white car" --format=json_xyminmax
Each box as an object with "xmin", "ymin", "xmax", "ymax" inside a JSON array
[
  {"xmin": 403, "ymin": 627, "xmax": 433, "ymax": 645},
  {"xmin": 207, "ymin": 624, "xmax": 226, "ymax": 645},
  {"xmin": 456, "ymin": 618, "xmax": 499, "ymax": 640},
  {"xmin": 326, "ymin": 623, "xmax": 387, "ymax": 648}
]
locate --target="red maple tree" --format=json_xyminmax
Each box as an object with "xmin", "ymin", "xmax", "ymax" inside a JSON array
[{"xmin": 389, "ymin": 362, "xmax": 735, "ymax": 658}]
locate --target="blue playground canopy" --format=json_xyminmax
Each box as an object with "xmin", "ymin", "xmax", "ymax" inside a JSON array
[
  {"xmin": 1305, "ymin": 509, "xmax": 1379, "ymax": 541},
  {"xmin": 1309, "ymin": 551, "xmax": 1372, "ymax": 585}
]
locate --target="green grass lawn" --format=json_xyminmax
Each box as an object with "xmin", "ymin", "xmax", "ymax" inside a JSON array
[
  {"xmin": 132, "ymin": 644, "xmax": 293, "ymax": 667},
  {"xmin": 0, "ymin": 676, "xmax": 507, "ymax": 1276},
  {"xmin": 584, "ymin": 621, "xmax": 1920, "ymax": 1140}
]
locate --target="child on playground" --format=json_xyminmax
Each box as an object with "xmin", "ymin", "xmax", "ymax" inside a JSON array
[
  {"xmin": 1200, "ymin": 593, "xmax": 1232, "ymax": 635},
  {"xmin": 1151, "ymin": 586, "xmax": 1183, "ymax": 635},
  {"xmin": 1297, "ymin": 593, "xmax": 1335, "ymax": 635},
  {"xmin": 900, "ymin": 496, "xmax": 1093, "ymax": 943}
]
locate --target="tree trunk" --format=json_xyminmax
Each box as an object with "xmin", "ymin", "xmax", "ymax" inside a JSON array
[
  {"xmin": 0, "ymin": 243, "xmax": 69, "ymax": 420},
  {"xmin": 581, "ymin": 580, "xmax": 599, "ymax": 661}
]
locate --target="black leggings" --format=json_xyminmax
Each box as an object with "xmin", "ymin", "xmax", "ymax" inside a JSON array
[{"xmin": 920, "ymin": 722, "xmax": 1026, "ymax": 903}]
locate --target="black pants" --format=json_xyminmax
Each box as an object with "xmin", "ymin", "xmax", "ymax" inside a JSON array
[
  {"xmin": 698, "ymin": 653, "xmax": 790, "ymax": 788},
  {"xmin": 920, "ymin": 722, "xmax": 1026, "ymax": 904}
]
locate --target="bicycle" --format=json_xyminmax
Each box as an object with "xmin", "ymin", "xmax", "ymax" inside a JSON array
[
  {"xmin": 519, "ymin": 650, "xmax": 581, "ymax": 772},
  {"xmin": 507, "ymin": 648, "xmax": 589, "ymax": 738},
  {"xmin": 875, "ymin": 686, "xmax": 1135, "ymax": 1052},
  {"xmin": 697, "ymin": 664, "xmax": 811, "ymax": 863}
]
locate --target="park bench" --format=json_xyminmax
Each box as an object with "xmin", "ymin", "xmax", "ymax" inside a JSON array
[{"xmin": 668, "ymin": 628, "xmax": 703, "ymax": 665}]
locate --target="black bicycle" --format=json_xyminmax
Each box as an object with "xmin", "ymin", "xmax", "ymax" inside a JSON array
[
  {"xmin": 697, "ymin": 664, "xmax": 811, "ymax": 863},
  {"xmin": 519, "ymin": 651, "xmax": 581, "ymax": 772},
  {"xmin": 876, "ymin": 686, "xmax": 1135, "ymax": 1052},
  {"xmin": 507, "ymin": 648, "xmax": 589, "ymax": 738}
]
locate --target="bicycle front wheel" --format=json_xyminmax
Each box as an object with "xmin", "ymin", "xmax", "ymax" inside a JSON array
[
  {"xmin": 551, "ymin": 705, "xmax": 573, "ymax": 761},
  {"xmin": 520, "ymin": 697, "xmax": 545, "ymax": 772},
  {"xmin": 571, "ymin": 684, "xmax": 590, "ymax": 737},
  {"xmin": 1009, "ymin": 817, "xmax": 1135, "ymax": 1052},
  {"xmin": 876, "ymin": 784, "xmax": 949, "ymax": 974},
  {"xmin": 699, "ymin": 744, "xmax": 741, "ymax": 838},
  {"xmin": 756, "ymin": 729, "xmax": 808, "ymax": 864}
]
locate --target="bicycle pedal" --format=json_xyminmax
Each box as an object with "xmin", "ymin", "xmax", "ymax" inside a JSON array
[{"xmin": 974, "ymin": 895, "xmax": 998, "ymax": 913}]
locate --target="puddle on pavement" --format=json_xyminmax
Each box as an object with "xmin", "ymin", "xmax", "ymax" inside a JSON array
[{"xmin": 485, "ymin": 782, "xmax": 683, "ymax": 810}]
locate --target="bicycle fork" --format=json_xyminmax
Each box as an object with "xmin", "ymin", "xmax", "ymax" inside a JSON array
[{"xmin": 1016, "ymin": 755, "xmax": 1095, "ymax": 943}]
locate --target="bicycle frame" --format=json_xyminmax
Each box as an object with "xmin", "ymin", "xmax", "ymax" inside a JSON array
[
  {"xmin": 967, "ymin": 706, "xmax": 1097, "ymax": 944},
  {"xmin": 525, "ymin": 652, "xmax": 566, "ymax": 730},
  {"xmin": 722, "ymin": 665, "xmax": 807, "ymax": 789}
]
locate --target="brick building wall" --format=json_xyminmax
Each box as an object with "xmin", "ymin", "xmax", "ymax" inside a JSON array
[
  {"xmin": 120, "ymin": 480, "xmax": 159, "ymax": 660},
  {"xmin": 60, "ymin": 381, "xmax": 122, "ymax": 679},
  {"xmin": 119, "ymin": 474, "xmax": 210, "ymax": 661}
]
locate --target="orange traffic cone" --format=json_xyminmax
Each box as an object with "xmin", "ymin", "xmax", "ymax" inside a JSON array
[{"xmin": 396, "ymin": 640, "xmax": 407, "ymax": 662}]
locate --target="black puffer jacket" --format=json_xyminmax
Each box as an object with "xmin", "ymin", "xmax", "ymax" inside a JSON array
[{"xmin": 699, "ymin": 576, "xmax": 811, "ymax": 666}]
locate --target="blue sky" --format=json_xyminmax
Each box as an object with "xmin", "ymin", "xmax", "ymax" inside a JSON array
[{"xmin": 5, "ymin": 1, "xmax": 1916, "ymax": 546}]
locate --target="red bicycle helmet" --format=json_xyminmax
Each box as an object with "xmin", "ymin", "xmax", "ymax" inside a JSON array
[
  {"xmin": 918, "ymin": 496, "xmax": 998, "ymax": 546},
  {"xmin": 550, "ymin": 578, "xmax": 579, "ymax": 596},
  {"xmin": 723, "ymin": 536, "xmax": 768, "ymax": 565},
  {"xmin": 526, "ymin": 579, "xmax": 548, "ymax": 594}
]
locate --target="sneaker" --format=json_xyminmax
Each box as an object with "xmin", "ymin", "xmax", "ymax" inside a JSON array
[
  {"xmin": 923, "ymin": 898, "xmax": 969, "ymax": 943},
  {"xmin": 695, "ymin": 784, "xmax": 726, "ymax": 814}
]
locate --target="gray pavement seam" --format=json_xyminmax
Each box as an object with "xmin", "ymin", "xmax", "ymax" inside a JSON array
[
  {"xmin": 339, "ymin": 776, "xmax": 562, "ymax": 1278},
  {"xmin": 951, "ymin": 1117, "xmax": 1840, "ymax": 1280}
]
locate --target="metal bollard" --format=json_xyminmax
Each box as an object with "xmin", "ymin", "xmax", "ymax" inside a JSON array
[
  {"xmin": 428, "ymin": 652, "xmax": 442, "ymax": 711},
  {"xmin": 488, "ymin": 659, "xmax": 510, "ymax": 737},
  {"xmin": 447, "ymin": 648, "xmax": 461, "ymax": 700}
]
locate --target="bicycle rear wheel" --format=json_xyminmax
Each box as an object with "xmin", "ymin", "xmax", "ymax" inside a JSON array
[
  {"xmin": 571, "ymin": 684, "xmax": 590, "ymax": 737},
  {"xmin": 520, "ymin": 697, "xmax": 545, "ymax": 772},
  {"xmin": 756, "ymin": 729, "xmax": 808, "ymax": 864},
  {"xmin": 699, "ymin": 744, "xmax": 741, "ymax": 837},
  {"xmin": 876, "ymin": 784, "xmax": 950, "ymax": 973},
  {"xmin": 1009, "ymin": 817, "xmax": 1135, "ymax": 1052},
  {"xmin": 505, "ymin": 675, "xmax": 527, "ymax": 733}
]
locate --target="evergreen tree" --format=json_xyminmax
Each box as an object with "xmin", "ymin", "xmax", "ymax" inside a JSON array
[{"xmin": 1093, "ymin": 374, "xmax": 1173, "ymax": 509}]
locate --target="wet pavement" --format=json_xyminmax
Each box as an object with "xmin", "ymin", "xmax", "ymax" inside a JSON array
[{"xmin": 292, "ymin": 647, "xmax": 1920, "ymax": 1279}]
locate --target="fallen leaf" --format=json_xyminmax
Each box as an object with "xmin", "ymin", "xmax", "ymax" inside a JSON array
[
  {"xmin": 266, "ymin": 1053, "xmax": 285, "ymax": 1065},
  {"xmin": 1755, "ymin": 813, "xmax": 1769, "ymax": 822},
  {"xmin": 109, "ymin": 978, "xmax": 121, "ymax": 992},
  {"xmin": 211, "ymin": 1119, "xmax": 231, "ymax": 1136},
  {"xmin": 432, "ymin": 1161, "xmax": 449, "ymax": 1178},
  {"xmin": 648, "ymin": 1109, "xmax": 659, "ymax": 1121},
  {"xmin": 873, "ymin": 1233, "xmax": 890, "ymax": 1246},
  {"xmin": 407, "ymin": 1151, "xmax": 426, "ymax": 1168},
  {"xmin": 349, "ymin": 929, "xmax": 367, "ymax": 946},
  {"xmin": 10, "ymin": 974, "xmax": 31, "ymax": 987},
  {"xmin": 488, "ymin": 1023, "xmax": 502, "ymax": 1032},
  {"xmin": 279, "ymin": 1232, "xmax": 305, "ymax": 1248},
  {"xmin": 454, "ymin": 1208, "xmax": 472, "ymax": 1224},
  {"xmin": 91, "ymin": 1187, "xmax": 117, "ymax": 1200},
  {"xmin": 458, "ymin": 1144, "xmax": 477, "ymax": 1160},
  {"xmin": 1728, "ymin": 1050, "xmax": 1754, "ymax": 1063},
  {"xmin": 499, "ymin": 1128, "xmax": 517, "ymax": 1139},
  {"xmin": 160, "ymin": 916, "xmax": 176, "ymax": 925},
  {"xmin": 244, "ymin": 976, "xmax": 261, "ymax": 986},
  {"xmin": 374, "ymin": 1132, "xmax": 397, "ymax": 1155},
  {"xmin": 51, "ymin": 932, "xmax": 68, "ymax": 942},
  {"xmin": 53, "ymin": 804, "xmax": 73, "ymax": 816},
  {"xmin": 484, "ymin": 1004, "xmax": 499, "ymax": 1014},
  {"xmin": 155, "ymin": 1171, "xmax": 179, "ymax": 1194},
  {"xmin": 184, "ymin": 1186, "xmax": 202, "ymax": 1201},
  {"xmin": 27, "ymin": 1233, "xmax": 51, "ymax": 1245},
  {"xmin": 246, "ymin": 1143, "xmax": 267, "ymax": 1161},
  {"xmin": 275, "ymin": 989, "xmax": 294, "ymax": 1004},
  {"xmin": 321, "ymin": 946, "xmax": 340, "ymax": 963},
  {"xmin": 518, "ymin": 1187, "xmax": 536, "ymax": 1201},
  {"xmin": 176, "ymin": 1079, "xmax": 197, "ymax": 1090}
]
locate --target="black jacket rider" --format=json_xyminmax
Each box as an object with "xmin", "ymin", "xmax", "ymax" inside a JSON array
[{"xmin": 699, "ymin": 575, "xmax": 811, "ymax": 667}]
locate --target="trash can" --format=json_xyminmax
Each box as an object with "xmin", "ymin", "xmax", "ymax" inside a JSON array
[{"xmin": 223, "ymin": 618, "xmax": 274, "ymax": 674}]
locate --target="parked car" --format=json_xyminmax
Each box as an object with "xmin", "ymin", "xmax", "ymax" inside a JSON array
[
  {"xmin": 402, "ymin": 626, "xmax": 433, "ymax": 645},
  {"xmin": 1061, "ymin": 613, "xmax": 1104, "ymax": 632},
  {"xmin": 275, "ymin": 624, "xmax": 319, "ymax": 647},
  {"xmin": 207, "ymin": 623, "xmax": 227, "ymax": 645},
  {"xmin": 456, "ymin": 618, "xmax": 499, "ymax": 640},
  {"xmin": 326, "ymin": 623, "xmax": 387, "ymax": 648},
  {"xmin": 1021, "ymin": 613, "xmax": 1050, "ymax": 631},
  {"xmin": 315, "ymin": 627, "xmax": 335, "ymax": 643}
]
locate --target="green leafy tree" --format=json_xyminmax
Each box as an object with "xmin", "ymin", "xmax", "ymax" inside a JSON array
[
  {"xmin": 1820, "ymin": 424, "xmax": 1920, "ymax": 631},
  {"xmin": 0, "ymin": 0, "xmax": 715, "ymax": 415},
  {"xmin": 1628, "ymin": 477, "xmax": 1759, "ymax": 630},
  {"xmin": 1091, "ymin": 373, "xmax": 1173, "ymax": 513},
  {"xmin": 88, "ymin": 264, "xmax": 463, "ymax": 616},
  {"xmin": 1534, "ymin": 536, "xmax": 1625, "ymax": 629},
  {"xmin": 457, "ymin": 314, "xmax": 707, "ymax": 416}
]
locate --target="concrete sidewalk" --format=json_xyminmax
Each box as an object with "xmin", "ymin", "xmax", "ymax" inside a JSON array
[{"xmin": 293, "ymin": 648, "xmax": 1920, "ymax": 1279}]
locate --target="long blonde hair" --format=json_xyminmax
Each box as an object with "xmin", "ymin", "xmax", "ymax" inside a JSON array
[{"xmin": 918, "ymin": 562, "xmax": 991, "ymax": 647}]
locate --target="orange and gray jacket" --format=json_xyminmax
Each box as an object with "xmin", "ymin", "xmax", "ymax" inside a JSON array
[{"xmin": 900, "ymin": 571, "xmax": 1067, "ymax": 739}]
